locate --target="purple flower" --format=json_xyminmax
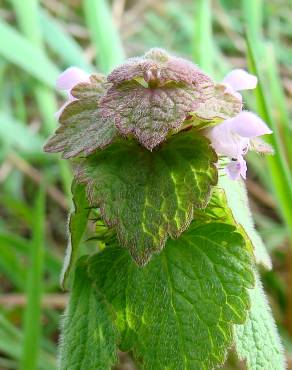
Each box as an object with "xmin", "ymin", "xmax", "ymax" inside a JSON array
[
  {"xmin": 55, "ymin": 67, "xmax": 90, "ymax": 119},
  {"xmin": 226, "ymin": 156, "xmax": 247, "ymax": 180},
  {"xmin": 222, "ymin": 69, "xmax": 257, "ymax": 92},
  {"xmin": 207, "ymin": 111, "xmax": 272, "ymax": 158},
  {"xmin": 206, "ymin": 69, "xmax": 272, "ymax": 180}
]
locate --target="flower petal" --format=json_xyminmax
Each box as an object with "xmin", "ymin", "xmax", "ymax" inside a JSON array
[
  {"xmin": 228, "ymin": 111, "xmax": 272, "ymax": 138},
  {"xmin": 56, "ymin": 67, "xmax": 90, "ymax": 91},
  {"xmin": 222, "ymin": 69, "xmax": 257, "ymax": 91},
  {"xmin": 226, "ymin": 156, "xmax": 247, "ymax": 180},
  {"xmin": 206, "ymin": 121, "xmax": 249, "ymax": 158},
  {"xmin": 223, "ymin": 84, "xmax": 243, "ymax": 102}
]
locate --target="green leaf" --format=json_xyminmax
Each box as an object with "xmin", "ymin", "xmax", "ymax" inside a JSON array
[
  {"xmin": 60, "ymin": 182, "xmax": 89, "ymax": 290},
  {"xmin": 101, "ymin": 80, "xmax": 203, "ymax": 150},
  {"xmin": 75, "ymin": 131, "xmax": 218, "ymax": 265},
  {"xmin": 219, "ymin": 175, "xmax": 272, "ymax": 269},
  {"xmin": 234, "ymin": 270, "xmax": 285, "ymax": 370},
  {"xmin": 44, "ymin": 75, "xmax": 117, "ymax": 159},
  {"xmin": 193, "ymin": 186, "xmax": 254, "ymax": 257},
  {"xmin": 59, "ymin": 257, "xmax": 118, "ymax": 370},
  {"xmin": 88, "ymin": 222, "xmax": 254, "ymax": 370}
]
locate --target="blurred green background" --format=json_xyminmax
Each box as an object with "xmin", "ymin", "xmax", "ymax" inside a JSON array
[{"xmin": 0, "ymin": 0, "xmax": 292, "ymax": 369}]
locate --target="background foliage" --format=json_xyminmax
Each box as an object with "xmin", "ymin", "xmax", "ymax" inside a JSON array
[{"xmin": 0, "ymin": 0, "xmax": 292, "ymax": 369}]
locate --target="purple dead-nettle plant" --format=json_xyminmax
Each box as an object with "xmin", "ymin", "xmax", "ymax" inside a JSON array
[{"xmin": 44, "ymin": 49, "xmax": 285, "ymax": 370}]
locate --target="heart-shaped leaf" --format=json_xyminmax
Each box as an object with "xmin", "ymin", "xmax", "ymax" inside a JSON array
[
  {"xmin": 75, "ymin": 131, "xmax": 217, "ymax": 265},
  {"xmin": 88, "ymin": 222, "xmax": 254, "ymax": 370}
]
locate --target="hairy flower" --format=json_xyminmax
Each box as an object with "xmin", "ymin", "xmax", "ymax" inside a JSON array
[
  {"xmin": 222, "ymin": 69, "xmax": 257, "ymax": 100},
  {"xmin": 226, "ymin": 156, "xmax": 247, "ymax": 180},
  {"xmin": 206, "ymin": 70, "xmax": 272, "ymax": 180},
  {"xmin": 55, "ymin": 67, "xmax": 90, "ymax": 118}
]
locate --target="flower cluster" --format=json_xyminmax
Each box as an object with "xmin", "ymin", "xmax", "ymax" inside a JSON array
[{"xmin": 206, "ymin": 69, "xmax": 272, "ymax": 179}]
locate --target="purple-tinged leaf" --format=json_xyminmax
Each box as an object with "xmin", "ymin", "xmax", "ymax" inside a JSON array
[
  {"xmin": 108, "ymin": 48, "xmax": 212, "ymax": 87},
  {"xmin": 44, "ymin": 74, "xmax": 117, "ymax": 158},
  {"xmin": 194, "ymin": 83, "xmax": 242, "ymax": 122},
  {"xmin": 101, "ymin": 80, "xmax": 208, "ymax": 150}
]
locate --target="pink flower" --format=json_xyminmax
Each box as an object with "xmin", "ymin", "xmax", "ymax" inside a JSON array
[
  {"xmin": 206, "ymin": 69, "xmax": 272, "ymax": 180},
  {"xmin": 207, "ymin": 111, "xmax": 272, "ymax": 158},
  {"xmin": 222, "ymin": 69, "xmax": 257, "ymax": 92},
  {"xmin": 226, "ymin": 156, "xmax": 247, "ymax": 180},
  {"xmin": 55, "ymin": 67, "xmax": 90, "ymax": 119}
]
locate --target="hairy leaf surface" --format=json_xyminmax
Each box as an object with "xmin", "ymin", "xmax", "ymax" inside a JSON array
[
  {"xmin": 60, "ymin": 182, "xmax": 89, "ymax": 289},
  {"xmin": 88, "ymin": 222, "xmax": 254, "ymax": 370},
  {"xmin": 235, "ymin": 271, "xmax": 285, "ymax": 370},
  {"xmin": 75, "ymin": 131, "xmax": 218, "ymax": 265},
  {"xmin": 219, "ymin": 175, "xmax": 272, "ymax": 269},
  {"xmin": 44, "ymin": 74, "xmax": 117, "ymax": 158},
  {"xmin": 193, "ymin": 187, "xmax": 254, "ymax": 255},
  {"xmin": 101, "ymin": 80, "xmax": 205, "ymax": 149},
  {"xmin": 194, "ymin": 83, "xmax": 242, "ymax": 122},
  {"xmin": 59, "ymin": 257, "xmax": 118, "ymax": 370},
  {"xmin": 101, "ymin": 49, "xmax": 217, "ymax": 149},
  {"xmin": 107, "ymin": 47, "xmax": 212, "ymax": 86}
]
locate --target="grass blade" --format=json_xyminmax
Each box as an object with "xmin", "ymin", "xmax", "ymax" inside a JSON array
[
  {"xmin": 241, "ymin": 0, "xmax": 263, "ymax": 39},
  {"xmin": 246, "ymin": 32, "xmax": 292, "ymax": 235},
  {"xmin": 20, "ymin": 186, "xmax": 45, "ymax": 370},
  {"xmin": 10, "ymin": 0, "xmax": 58, "ymax": 134},
  {"xmin": 40, "ymin": 10, "xmax": 93, "ymax": 72},
  {"xmin": 265, "ymin": 44, "xmax": 292, "ymax": 168},
  {"xmin": 0, "ymin": 113, "xmax": 43, "ymax": 153},
  {"xmin": 0, "ymin": 20, "xmax": 59, "ymax": 88},
  {"xmin": 11, "ymin": 0, "xmax": 72, "ymax": 197},
  {"xmin": 83, "ymin": 0, "xmax": 125, "ymax": 72},
  {"xmin": 0, "ymin": 240, "xmax": 26, "ymax": 290},
  {"xmin": 193, "ymin": 0, "xmax": 213, "ymax": 74},
  {"xmin": 0, "ymin": 313, "xmax": 55, "ymax": 370}
]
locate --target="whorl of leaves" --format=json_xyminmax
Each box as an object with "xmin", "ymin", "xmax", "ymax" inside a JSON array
[{"xmin": 44, "ymin": 48, "xmax": 242, "ymax": 156}]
